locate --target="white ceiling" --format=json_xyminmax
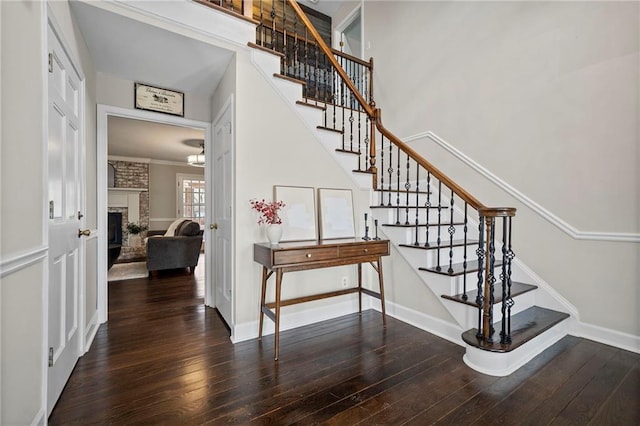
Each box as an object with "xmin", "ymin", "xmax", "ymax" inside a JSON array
[
  {"xmin": 71, "ymin": 0, "xmax": 345, "ymax": 163},
  {"xmin": 108, "ymin": 116, "xmax": 206, "ymax": 163}
]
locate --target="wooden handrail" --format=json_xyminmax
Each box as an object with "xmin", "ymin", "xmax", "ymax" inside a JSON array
[
  {"xmin": 374, "ymin": 111, "xmax": 486, "ymax": 211},
  {"xmin": 332, "ymin": 49, "xmax": 372, "ymax": 68},
  {"xmin": 286, "ymin": 0, "xmax": 374, "ymax": 117},
  {"xmin": 285, "ymin": 0, "xmax": 514, "ymax": 219}
]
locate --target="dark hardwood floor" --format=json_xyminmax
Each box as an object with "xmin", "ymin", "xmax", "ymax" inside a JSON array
[{"xmin": 49, "ymin": 269, "xmax": 640, "ymax": 425}]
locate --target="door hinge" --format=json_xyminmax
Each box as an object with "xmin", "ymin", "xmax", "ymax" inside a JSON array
[
  {"xmin": 48, "ymin": 347, "xmax": 54, "ymax": 367},
  {"xmin": 49, "ymin": 201, "xmax": 55, "ymax": 219},
  {"xmin": 48, "ymin": 53, "xmax": 53, "ymax": 73}
]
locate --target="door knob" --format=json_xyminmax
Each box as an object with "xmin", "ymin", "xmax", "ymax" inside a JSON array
[
  {"xmin": 78, "ymin": 229, "xmax": 91, "ymax": 238},
  {"xmin": 210, "ymin": 223, "xmax": 218, "ymax": 230}
]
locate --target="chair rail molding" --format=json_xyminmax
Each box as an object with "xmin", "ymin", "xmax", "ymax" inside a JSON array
[
  {"xmin": 404, "ymin": 131, "xmax": 640, "ymax": 243},
  {"xmin": 0, "ymin": 245, "xmax": 48, "ymax": 279}
]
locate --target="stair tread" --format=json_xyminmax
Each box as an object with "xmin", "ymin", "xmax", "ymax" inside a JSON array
[
  {"xmin": 317, "ymin": 125, "xmax": 343, "ymax": 134},
  {"xmin": 353, "ymin": 169, "xmax": 375, "ymax": 174},
  {"xmin": 336, "ymin": 148, "xmax": 361, "ymax": 155},
  {"xmin": 296, "ymin": 100, "xmax": 326, "ymax": 111},
  {"xmin": 373, "ymin": 205, "xmax": 451, "ymax": 210},
  {"xmin": 399, "ymin": 239, "xmax": 479, "ymax": 251},
  {"xmin": 274, "ymin": 73, "xmax": 306, "ymax": 86},
  {"xmin": 419, "ymin": 259, "xmax": 503, "ymax": 276},
  {"xmin": 383, "ymin": 221, "xmax": 463, "ymax": 228},
  {"xmin": 441, "ymin": 281, "xmax": 537, "ymax": 307},
  {"xmin": 247, "ymin": 42, "xmax": 285, "ymax": 57},
  {"xmin": 462, "ymin": 306, "xmax": 570, "ymax": 353}
]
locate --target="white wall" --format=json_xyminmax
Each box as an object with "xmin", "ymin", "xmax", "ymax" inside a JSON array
[
  {"xmin": 363, "ymin": 1, "xmax": 639, "ymax": 337},
  {"xmin": 227, "ymin": 51, "xmax": 379, "ymax": 330},
  {"xmin": 1, "ymin": 2, "xmax": 47, "ymax": 423},
  {"xmin": 149, "ymin": 162, "xmax": 204, "ymax": 230},
  {"xmin": 1, "ymin": 0, "xmax": 97, "ymax": 423},
  {"xmin": 97, "ymin": 72, "xmax": 212, "ymax": 123}
]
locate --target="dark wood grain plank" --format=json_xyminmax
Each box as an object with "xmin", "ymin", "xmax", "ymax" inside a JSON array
[{"xmin": 48, "ymin": 268, "xmax": 640, "ymax": 426}]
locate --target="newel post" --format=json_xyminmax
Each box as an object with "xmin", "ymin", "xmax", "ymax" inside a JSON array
[{"xmin": 477, "ymin": 207, "xmax": 516, "ymax": 344}]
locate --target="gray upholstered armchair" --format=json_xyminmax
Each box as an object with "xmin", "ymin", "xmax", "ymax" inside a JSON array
[{"xmin": 146, "ymin": 220, "xmax": 203, "ymax": 277}]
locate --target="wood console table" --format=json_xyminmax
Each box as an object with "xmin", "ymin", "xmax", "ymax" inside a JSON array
[{"xmin": 253, "ymin": 239, "xmax": 390, "ymax": 360}]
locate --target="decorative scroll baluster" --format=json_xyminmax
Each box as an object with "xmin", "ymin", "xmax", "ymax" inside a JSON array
[
  {"xmin": 364, "ymin": 116, "xmax": 370, "ymax": 173},
  {"xmin": 379, "ymin": 134, "xmax": 385, "ymax": 206},
  {"xmin": 484, "ymin": 217, "xmax": 496, "ymax": 344},
  {"xmin": 349, "ymin": 108, "xmax": 354, "ymax": 152},
  {"xmin": 435, "ymin": 181, "xmax": 442, "ymax": 270},
  {"xmin": 357, "ymin": 101, "xmax": 362, "ymax": 164},
  {"xmin": 395, "ymin": 145, "xmax": 401, "ymax": 224},
  {"xmin": 387, "ymin": 141, "xmax": 393, "ymax": 206},
  {"xmin": 281, "ymin": 0, "xmax": 287, "ymax": 73},
  {"xmin": 462, "ymin": 203, "xmax": 468, "ymax": 301},
  {"xmin": 270, "ymin": 1, "xmax": 276, "ymax": 49},
  {"xmin": 424, "ymin": 172, "xmax": 431, "ymax": 247},
  {"xmin": 501, "ymin": 217, "xmax": 515, "ymax": 345},
  {"xmin": 447, "ymin": 189, "xmax": 455, "ymax": 274},
  {"xmin": 414, "ymin": 163, "xmax": 420, "ymax": 246},
  {"xmin": 404, "ymin": 153, "xmax": 411, "ymax": 225},
  {"xmin": 475, "ymin": 218, "xmax": 485, "ymax": 339}
]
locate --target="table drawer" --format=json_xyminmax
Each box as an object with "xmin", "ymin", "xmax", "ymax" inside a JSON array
[
  {"xmin": 339, "ymin": 241, "xmax": 389, "ymax": 259},
  {"xmin": 273, "ymin": 247, "xmax": 338, "ymax": 265}
]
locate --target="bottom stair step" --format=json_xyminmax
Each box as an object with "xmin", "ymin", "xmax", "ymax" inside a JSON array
[{"xmin": 462, "ymin": 306, "xmax": 569, "ymax": 353}]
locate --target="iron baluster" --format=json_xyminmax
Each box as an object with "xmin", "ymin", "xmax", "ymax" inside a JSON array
[
  {"xmin": 414, "ymin": 163, "xmax": 420, "ymax": 246},
  {"xmin": 503, "ymin": 217, "xmax": 515, "ymax": 344},
  {"xmin": 435, "ymin": 181, "xmax": 442, "ymax": 271},
  {"xmin": 485, "ymin": 217, "xmax": 496, "ymax": 344},
  {"xmin": 379, "ymin": 134, "xmax": 385, "ymax": 206},
  {"xmin": 281, "ymin": 0, "xmax": 286, "ymax": 73},
  {"xmin": 462, "ymin": 203, "xmax": 468, "ymax": 301},
  {"xmin": 395, "ymin": 145, "xmax": 401, "ymax": 224},
  {"xmin": 424, "ymin": 172, "xmax": 431, "ymax": 247},
  {"xmin": 405, "ymin": 152, "xmax": 411, "ymax": 225},
  {"xmin": 448, "ymin": 189, "xmax": 455, "ymax": 274},
  {"xmin": 270, "ymin": 0, "xmax": 276, "ymax": 50},
  {"xmin": 387, "ymin": 141, "xmax": 393, "ymax": 206},
  {"xmin": 475, "ymin": 217, "xmax": 485, "ymax": 339}
]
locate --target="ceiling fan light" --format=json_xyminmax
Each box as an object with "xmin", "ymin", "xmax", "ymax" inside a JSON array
[{"xmin": 187, "ymin": 153, "xmax": 205, "ymax": 167}]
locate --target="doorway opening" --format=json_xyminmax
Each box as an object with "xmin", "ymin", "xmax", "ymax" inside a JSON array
[
  {"xmin": 97, "ymin": 105, "xmax": 213, "ymax": 324},
  {"xmin": 335, "ymin": 4, "xmax": 363, "ymax": 58}
]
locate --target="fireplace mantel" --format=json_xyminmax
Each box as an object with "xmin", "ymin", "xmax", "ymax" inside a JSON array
[{"xmin": 108, "ymin": 188, "xmax": 147, "ymax": 224}]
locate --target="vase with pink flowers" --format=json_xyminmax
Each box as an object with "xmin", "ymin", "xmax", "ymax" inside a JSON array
[{"xmin": 250, "ymin": 198, "xmax": 286, "ymax": 244}]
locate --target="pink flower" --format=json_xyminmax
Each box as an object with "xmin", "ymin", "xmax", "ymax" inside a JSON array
[{"xmin": 250, "ymin": 199, "xmax": 286, "ymax": 225}]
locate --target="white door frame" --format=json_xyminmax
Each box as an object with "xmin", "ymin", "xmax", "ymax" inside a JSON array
[
  {"xmin": 96, "ymin": 104, "xmax": 212, "ymax": 323},
  {"xmin": 333, "ymin": 1, "xmax": 364, "ymax": 58}
]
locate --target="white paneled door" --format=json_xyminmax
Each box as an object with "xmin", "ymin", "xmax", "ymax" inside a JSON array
[
  {"xmin": 213, "ymin": 100, "xmax": 233, "ymax": 328},
  {"xmin": 47, "ymin": 25, "xmax": 84, "ymax": 414}
]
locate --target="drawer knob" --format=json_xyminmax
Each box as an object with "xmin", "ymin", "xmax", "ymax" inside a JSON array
[
  {"xmin": 364, "ymin": 248, "xmax": 368, "ymax": 253},
  {"xmin": 306, "ymin": 253, "xmax": 312, "ymax": 258}
]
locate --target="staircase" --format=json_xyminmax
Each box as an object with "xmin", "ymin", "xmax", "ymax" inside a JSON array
[{"xmin": 202, "ymin": 0, "xmax": 573, "ymax": 376}]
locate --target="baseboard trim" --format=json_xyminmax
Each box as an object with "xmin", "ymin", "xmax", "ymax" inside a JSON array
[
  {"xmin": 83, "ymin": 311, "xmax": 100, "ymax": 354},
  {"xmin": 404, "ymin": 131, "xmax": 640, "ymax": 243},
  {"xmin": 369, "ymin": 297, "xmax": 463, "ymax": 346},
  {"xmin": 0, "ymin": 245, "xmax": 48, "ymax": 279},
  {"xmin": 31, "ymin": 407, "xmax": 46, "ymax": 426},
  {"xmin": 576, "ymin": 321, "xmax": 640, "ymax": 354},
  {"xmin": 232, "ymin": 296, "xmax": 361, "ymax": 343}
]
